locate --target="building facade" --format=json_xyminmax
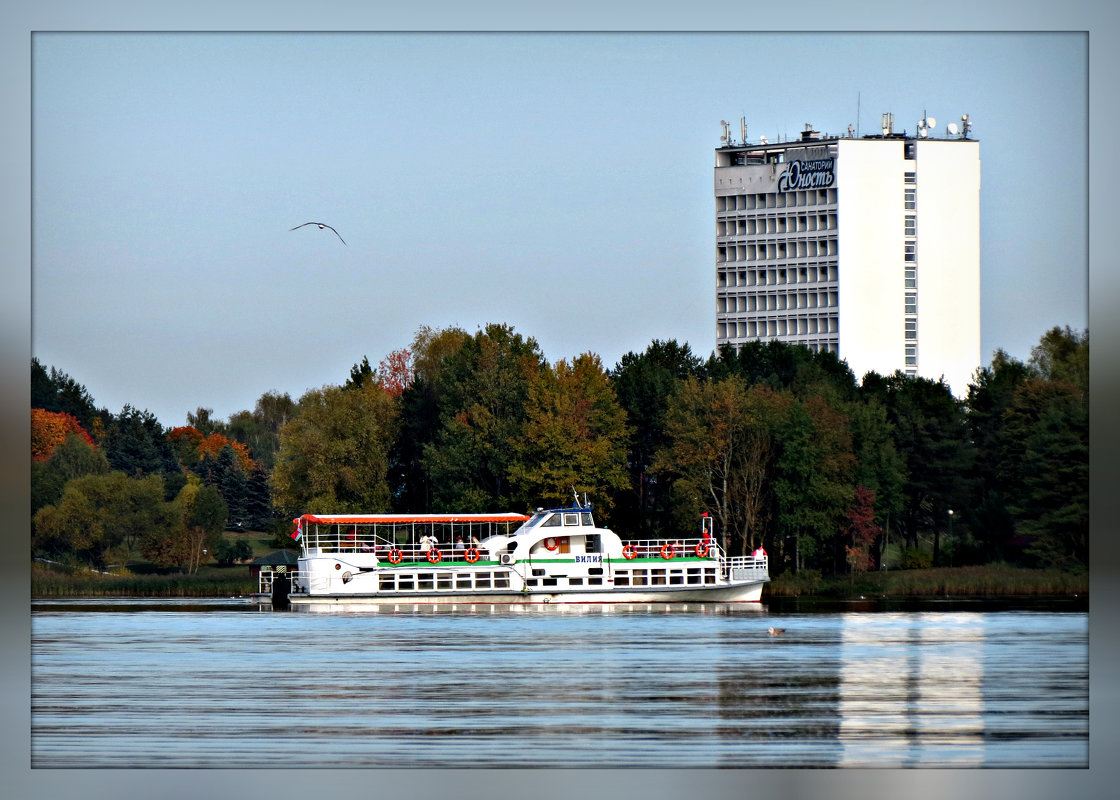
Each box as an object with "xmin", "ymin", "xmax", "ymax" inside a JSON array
[{"xmin": 714, "ymin": 117, "xmax": 980, "ymax": 396}]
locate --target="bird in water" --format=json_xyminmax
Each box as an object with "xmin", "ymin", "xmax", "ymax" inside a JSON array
[
  {"xmin": 290, "ymin": 221, "xmax": 347, "ymax": 246},
  {"xmin": 768, "ymin": 627, "xmax": 786, "ymax": 636}
]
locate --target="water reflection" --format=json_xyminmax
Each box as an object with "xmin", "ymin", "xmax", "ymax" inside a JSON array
[
  {"xmin": 31, "ymin": 603, "xmax": 1087, "ymax": 768},
  {"xmin": 836, "ymin": 613, "xmax": 986, "ymax": 766}
]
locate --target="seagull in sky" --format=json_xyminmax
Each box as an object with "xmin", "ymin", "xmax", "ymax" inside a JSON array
[{"xmin": 290, "ymin": 221, "xmax": 347, "ymax": 246}]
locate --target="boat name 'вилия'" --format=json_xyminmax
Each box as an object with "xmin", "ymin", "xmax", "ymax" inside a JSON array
[{"xmin": 271, "ymin": 500, "xmax": 768, "ymax": 607}]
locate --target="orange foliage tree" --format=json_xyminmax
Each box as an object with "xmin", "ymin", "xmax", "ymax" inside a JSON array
[
  {"xmin": 378, "ymin": 348, "xmax": 414, "ymax": 397},
  {"xmin": 31, "ymin": 409, "xmax": 96, "ymax": 462},
  {"xmin": 167, "ymin": 426, "xmax": 254, "ymax": 473}
]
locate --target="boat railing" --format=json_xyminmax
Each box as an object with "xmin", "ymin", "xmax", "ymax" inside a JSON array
[
  {"xmin": 726, "ymin": 554, "xmax": 769, "ymax": 579},
  {"xmin": 302, "ymin": 540, "xmax": 497, "ymax": 565},
  {"xmin": 620, "ymin": 538, "xmax": 768, "ymax": 578},
  {"xmin": 301, "ymin": 527, "xmax": 494, "ymax": 556},
  {"xmin": 620, "ymin": 537, "xmax": 721, "ymax": 560}
]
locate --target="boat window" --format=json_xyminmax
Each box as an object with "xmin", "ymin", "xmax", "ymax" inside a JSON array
[
  {"xmin": 581, "ymin": 513, "xmax": 594, "ymax": 526},
  {"xmin": 563, "ymin": 513, "xmax": 579, "ymax": 526},
  {"xmin": 540, "ymin": 514, "xmax": 561, "ymax": 527}
]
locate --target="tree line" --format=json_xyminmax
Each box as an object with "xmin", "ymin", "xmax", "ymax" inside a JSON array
[{"xmin": 30, "ymin": 323, "xmax": 1088, "ymax": 577}]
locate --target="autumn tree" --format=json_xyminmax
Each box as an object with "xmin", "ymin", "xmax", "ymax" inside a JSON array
[
  {"xmin": 34, "ymin": 471, "xmax": 174, "ymax": 569},
  {"xmin": 32, "ymin": 433, "xmax": 112, "ymax": 515},
  {"xmin": 1029, "ymin": 326, "xmax": 1088, "ymax": 393},
  {"xmin": 142, "ymin": 476, "xmax": 227, "ymax": 572},
  {"xmin": 31, "ymin": 409, "xmax": 96, "ymax": 462},
  {"xmin": 270, "ymin": 381, "xmax": 400, "ymax": 513},
  {"xmin": 379, "ymin": 348, "xmax": 414, "ymax": 397},
  {"xmin": 654, "ymin": 375, "xmax": 791, "ymax": 556},
  {"xmin": 411, "ymin": 325, "xmax": 470, "ymax": 385},
  {"xmin": 847, "ymin": 397, "xmax": 905, "ymax": 541},
  {"xmin": 509, "ymin": 353, "xmax": 630, "ymax": 515},
  {"xmin": 844, "ymin": 485, "xmax": 881, "ymax": 576}
]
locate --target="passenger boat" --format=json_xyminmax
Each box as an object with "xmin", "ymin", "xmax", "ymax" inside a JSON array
[{"xmin": 277, "ymin": 499, "xmax": 769, "ymax": 607}]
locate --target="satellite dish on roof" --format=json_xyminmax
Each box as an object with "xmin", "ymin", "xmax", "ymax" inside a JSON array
[
  {"xmin": 947, "ymin": 122, "xmax": 959, "ymax": 136},
  {"xmin": 759, "ymin": 134, "xmax": 769, "ymax": 144},
  {"xmin": 926, "ymin": 116, "xmax": 936, "ymax": 128}
]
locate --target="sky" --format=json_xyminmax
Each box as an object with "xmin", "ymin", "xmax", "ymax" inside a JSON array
[{"xmin": 30, "ymin": 31, "xmax": 1088, "ymax": 427}]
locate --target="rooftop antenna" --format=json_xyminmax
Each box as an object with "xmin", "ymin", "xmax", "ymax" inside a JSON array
[
  {"xmin": 960, "ymin": 113, "xmax": 972, "ymax": 139},
  {"xmin": 740, "ymin": 116, "xmax": 748, "ymax": 145},
  {"xmin": 856, "ymin": 91, "xmax": 861, "ymax": 137},
  {"xmin": 917, "ymin": 110, "xmax": 937, "ymax": 138},
  {"xmin": 719, "ymin": 119, "xmax": 730, "ymax": 145},
  {"xmin": 881, "ymin": 112, "xmax": 894, "ymax": 136}
]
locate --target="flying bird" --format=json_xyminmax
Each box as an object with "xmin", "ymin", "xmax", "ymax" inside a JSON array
[{"xmin": 290, "ymin": 221, "xmax": 347, "ymax": 246}]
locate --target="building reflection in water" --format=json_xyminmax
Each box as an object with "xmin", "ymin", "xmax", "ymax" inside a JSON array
[{"xmin": 838, "ymin": 612, "xmax": 985, "ymax": 766}]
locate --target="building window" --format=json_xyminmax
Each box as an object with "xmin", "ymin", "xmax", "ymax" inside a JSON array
[
  {"xmin": 905, "ymin": 294, "xmax": 917, "ymax": 314},
  {"xmin": 904, "ymin": 172, "xmax": 916, "ymax": 184},
  {"xmin": 904, "ymin": 242, "xmax": 916, "ymax": 262},
  {"xmin": 905, "ymin": 188, "xmax": 916, "ymax": 210},
  {"xmin": 905, "ymin": 268, "xmax": 916, "ymax": 288},
  {"xmin": 905, "ymin": 215, "xmax": 916, "ymax": 236},
  {"xmin": 905, "ymin": 320, "xmax": 917, "ymax": 340}
]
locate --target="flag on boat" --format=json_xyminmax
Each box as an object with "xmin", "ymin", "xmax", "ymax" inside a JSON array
[{"xmin": 291, "ymin": 518, "xmax": 303, "ymax": 541}]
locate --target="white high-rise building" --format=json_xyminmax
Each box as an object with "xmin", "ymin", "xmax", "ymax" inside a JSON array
[{"xmin": 714, "ymin": 114, "xmax": 980, "ymax": 396}]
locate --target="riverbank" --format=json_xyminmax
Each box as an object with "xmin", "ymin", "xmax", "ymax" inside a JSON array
[
  {"xmin": 767, "ymin": 563, "xmax": 1087, "ymax": 600},
  {"xmin": 31, "ymin": 560, "xmax": 1087, "ymax": 601},
  {"xmin": 31, "ymin": 562, "xmax": 256, "ymax": 598}
]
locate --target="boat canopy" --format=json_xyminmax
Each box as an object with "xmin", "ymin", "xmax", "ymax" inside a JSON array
[{"xmin": 296, "ymin": 512, "xmax": 531, "ymax": 526}]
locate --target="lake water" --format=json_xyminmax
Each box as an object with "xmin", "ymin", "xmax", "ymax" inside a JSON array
[{"xmin": 30, "ymin": 599, "xmax": 1088, "ymax": 769}]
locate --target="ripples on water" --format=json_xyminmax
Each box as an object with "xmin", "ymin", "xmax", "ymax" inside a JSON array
[{"xmin": 31, "ymin": 600, "xmax": 1088, "ymax": 768}]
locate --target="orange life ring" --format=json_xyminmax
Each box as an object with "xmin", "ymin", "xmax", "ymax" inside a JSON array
[
  {"xmin": 622, "ymin": 544, "xmax": 637, "ymax": 560},
  {"xmin": 465, "ymin": 547, "xmax": 480, "ymax": 563},
  {"xmin": 660, "ymin": 544, "xmax": 675, "ymax": 560},
  {"xmin": 427, "ymin": 549, "xmax": 442, "ymax": 564},
  {"xmin": 388, "ymin": 548, "xmax": 403, "ymax": 564},
  {"xmin": 696, "ymin": 542, "xmax": 709, "ymax": 558},
  {"xmin": 544, "ymin": 537, "xmax": 559, "ymax": 551}
]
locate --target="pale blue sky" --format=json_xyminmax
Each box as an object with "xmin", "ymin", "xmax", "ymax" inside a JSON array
[{"xmin": 31, "ymin": 32, "xmax": 1088, "ymax": 426}]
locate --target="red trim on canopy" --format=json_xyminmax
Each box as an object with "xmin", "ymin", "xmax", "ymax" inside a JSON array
[{"xmin": 297, "ymin": 513, "xmax": 530, "ymax": 525}]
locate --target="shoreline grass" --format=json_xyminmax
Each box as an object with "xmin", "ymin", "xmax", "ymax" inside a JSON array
[
  {"xmin": 767, "ymin": 563, "xmax": 1088, "ymax": 599},
  {"xmin": 31, "ymin": 562, "xmax": 257, "ymax": 598},
  {"xmin": 32, "ymin": 560, "xmax": 1088, "ymax": 600}
]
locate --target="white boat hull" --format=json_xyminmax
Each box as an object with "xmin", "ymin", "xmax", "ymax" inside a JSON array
[{"xmin": 287, "ymin": 580, "xmax": 766, "ymax": 607}]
